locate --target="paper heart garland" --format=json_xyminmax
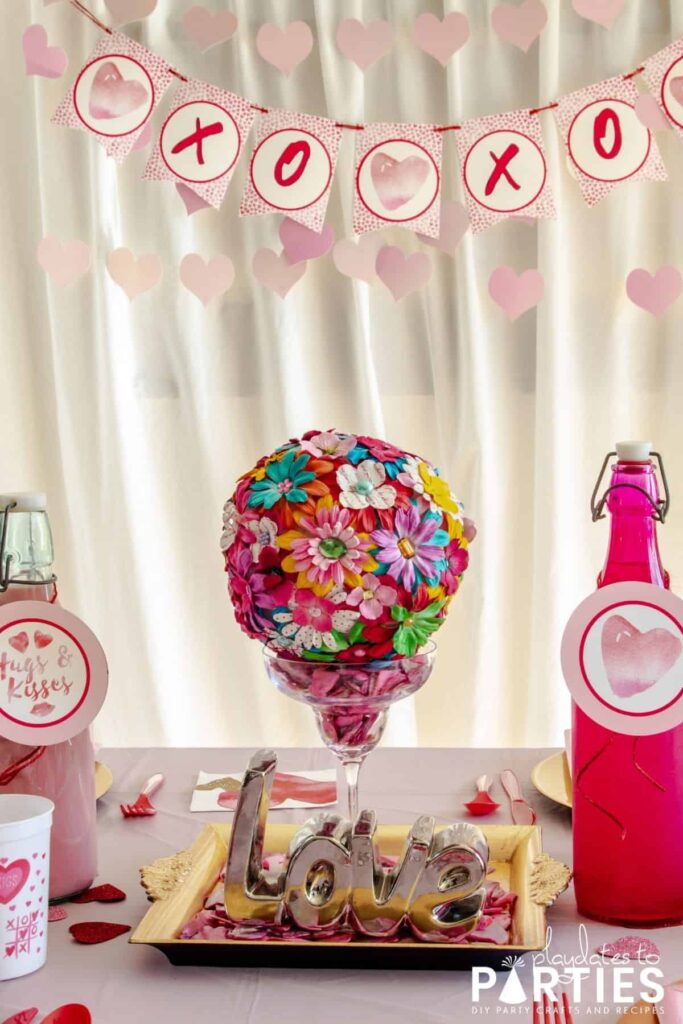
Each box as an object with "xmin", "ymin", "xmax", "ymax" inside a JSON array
[
  {"xmin": 106, "ymin": 249, "xmax": 163, "ymax": 300},
  {"xmin": 626, "ymin": 266, "xmax": 683, "ymax": 318},
  {"xmin": 182, "ymin": 6, "xmax": 238, "ymax": 52},
  {"xmin": 601, "ymin": 614, "xmax": 682, "ymax": 699},
  {"xmin": 417, "ymin": 200, "xmax": 470, "ymax": 256},
  {"xmin": 22, "ymin": 25, "xmax": 68, "ymax": 79},
  {"xmin": 491, "ymin": 0, "xmax": 548, "ymax": 52},
  {"xmin": 179, "ymin": 254, "xmax": 235, "ymax": 306},
  {"xmin": 130, "ymin": 120, "xmax": 153, "ymax": 151},
  {"xmin": 37, "ymin": 236, "xmax": 91, "ymax": 287},
  {"xmin": 489, "ymin": 266, "xmax": 544, "ymax": 320},
  {"xmin": 336, "ymin": 19, "xmax": 393, "ymax": 71},
  {"xmin": 69, "ymin": 921, "xmax": 131, "ymax": 944},
  {"xmin": 252, "ymin": 249, "xmax": 307, "ymax": 297},
  {"xmin": 376, "ymin": 246, "xmax": 432, "ymax": 301},
  {"xmin": 0, "ymin": 860, "xmax": 30, "ymax": 905},
  {"xmin": 370, "ymin": 153, "xmax": 430, "ymax": 211},
  {"xmin": 279, "ymin": 219, "xmax": 334, "ymax": 264},
  {"xmin": 104, "ymin": 0, "xmax": 157, "ymax": 26},
  {"xmin": 332, "ymin": 236, "xmax": 380, "ymax": 285},
  {"xmin": 571, "ymin": 0, "xmax": 625, "ymax": 28},
  {"xmin": 634, "ymin": 95, "xmax": 671, "ymax": 133},
  {"xmin": 256, "ymin": 22, "xmax": 313, "ymax": 75},
  {"xmin": 413, "ymin": 12, "xmax": 470, "ymax": 67},
  {"xmin": 176, "ymin": 182, "xmax": 212, "ymax": 216},
  {"xmin": 42, "ymin": 1006, "xmax": 92, "ymax": 1024}
]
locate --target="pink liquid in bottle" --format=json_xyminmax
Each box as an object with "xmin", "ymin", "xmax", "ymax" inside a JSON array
[
  {"xmin": 0, "ymin": 496, "xmax": 97, "ymax": 901},
  {"xmin": 572, "ymin": 443, "xmax": 683, "ymax": 926}
]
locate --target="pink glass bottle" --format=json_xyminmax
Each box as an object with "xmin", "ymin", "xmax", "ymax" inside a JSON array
[
  {"xmin": 0, "ymin": 494, "xmax": 97, "ymax": 901},
  {"xmin": 572, "ymin": 442, "xmax": 683, "ymax": 926}
]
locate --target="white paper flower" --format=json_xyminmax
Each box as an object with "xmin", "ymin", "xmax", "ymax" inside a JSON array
[
  {"xmin": 220, "ymin": 500, "xmax": 240, "ymax": 551},
  {"xmin": 301, "ymin": 431, "xmax": 357, "ymax": 459},
  {"xmin": 337, "ymin": 460, "xmax": 397, "ymax": 510},
  {"xmin": 245, "ymin": 516, "xmax": 278, "ymax": 561}
]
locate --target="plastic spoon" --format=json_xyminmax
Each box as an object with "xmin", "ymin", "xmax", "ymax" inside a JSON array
[
  {"xmin": 464, "ymin": 774, "xmax": 500, "ymax": 816},
  {"xmin": 500, "ymin": 768, "xmax": 537, "ymax": 825}
]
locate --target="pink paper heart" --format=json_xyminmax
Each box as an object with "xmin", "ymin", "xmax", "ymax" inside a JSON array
[
  {"xmin": 417, "ymin": 200, "xmax": 470, "ymax": 255},
  {"xmin": 131, "ymin": 120, "xmax": 153, "ymax": 151},
  {"xmin": 376, "ymin": 246, "xmax": 432, "ymax": 301},
  {"xmin": 182, "ymin": 6, "xmax": 237, "ymax": 52},
  {"xmin": 89, "ymin": 61, "xmax": 148, "ymax": 120},
  {"xmin": 336, "ymin": 19, "xmax": 393, "ymax": 71},
  {"xmin": 0, "ymin": 860, "xmax": 30, "ymax": 905},
  {"xmin": 179, "ymin": 254, "xmax": 235, "ymax": 306},
  {"xmin": 413, "ymin": 12, "xmax": 470, "ymax": 67},
  {"xmin": 37, "ymin": 236, "xmax": 91, "ymax": 287},
  {"xmin": 256, "ymin": 22, "xmax": 313, "ymax": 75},
  {"xmin": 491, "ymin": 0, "xmax": 547, "ymax": 52},
  {"xmin": 279, "ymin": 219, "xmax": 335, "ymax": 264},
  {"xmin": 104, "ymin": 0, "xmax": 156, "ymax": 25},
  {"xmin": 634, "ymin": 95, "xmax": 671, "ymax": 133},
  {"xmin": 106, "ymin": 248, "xmax": 163, "ymax": 300},
  {"xmin": 176, "ymin": 182, "xmax": 212, "ymax": 216},
  {"xmin": 332, "ymin": 236, "xmax": 380, "ymax": 284},
  {"xmin": 252, "ymin": 249, "xmax": 306, "ymax": 297},
  {"xmin": 370, "ymin": 152, "xmax": 430, "ymax": 211},
  {"xmin": 602, "ymin": 615, "xmax": 682, "ymax": 699},
  {"xmin": 669, "ymin": 77, "xmax": 683, "ymax": 106},
  {"xmin": 22, "ymin": 25, "xmax": 68, "ymax": 79},
  {"xmin": 489, "ymin": 266, "xmax": 544, "ymax": 320},
  {"xmin": 626, "ymin": 266, "xmax": 683, "ymax": 318},
  {"xmin": 571, "ymin": 0, "xmax": 625, "ymax": 28}
]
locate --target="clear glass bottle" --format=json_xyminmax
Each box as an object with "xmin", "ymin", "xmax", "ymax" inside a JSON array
[
  {"xmin": 0, "ymin": 494, "xmax": 97, "ymax": 901},
  {"xmin": 572, "ymin": 443, "xmax": 683, "ymax": 925}
]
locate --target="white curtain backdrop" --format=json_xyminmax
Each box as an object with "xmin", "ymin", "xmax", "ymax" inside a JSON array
[{"xmin": 3, "ymin": 0, "xmax": 683, "ymax": 749}]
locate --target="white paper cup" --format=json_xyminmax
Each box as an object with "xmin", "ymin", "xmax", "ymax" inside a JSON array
[{"xmin": 0, "ymin": 795, "xmax": 53, "ymax": 980}]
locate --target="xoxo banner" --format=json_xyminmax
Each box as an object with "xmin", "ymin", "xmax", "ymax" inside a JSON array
[{"xmin": 643, "ymin": 39, "xmax": 683, "ymax": 142}]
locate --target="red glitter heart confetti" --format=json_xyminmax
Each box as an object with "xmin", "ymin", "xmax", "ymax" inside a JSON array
[
  {"xmin": 0, "ymin": 1010, "xmax": 39, "ymax": 1024},
  {"xmin": 42, "ymin": 1007, "xmax": 91, "ymax": 1024},
  {"xmin": 48, "ymin": 905, "xmax": 68, "ymax": 922},
  {"xmin": 71, "ymin": 883, "xmax": 126, "ymax": 904},
  {"xmin": 69, "ymin": 921, "xmax": 131, "ymax": 945},
  {"xmin": 597, "ymin": 936, "xmax": 661, "ymax": 961}
]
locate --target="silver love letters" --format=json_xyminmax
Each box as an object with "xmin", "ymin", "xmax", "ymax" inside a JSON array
[{"xmin": 223, "ymin": 750, "xmax": 489, "ymax": 941}]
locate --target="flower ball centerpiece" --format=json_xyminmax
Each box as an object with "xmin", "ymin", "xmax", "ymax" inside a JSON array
[{"xmin": 221, "ymin": 429, "xmax": 474, "ymax": 816}]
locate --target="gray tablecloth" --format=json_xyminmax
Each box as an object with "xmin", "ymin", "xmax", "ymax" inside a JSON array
[{"xmin": 1, "ymin": 747, "xmax": 680, "ymax": 1021}]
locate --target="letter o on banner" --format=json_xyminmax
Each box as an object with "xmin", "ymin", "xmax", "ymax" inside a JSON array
[
  {"xmin": 250, "ymin": 128, "xmax": 333, "ymax": 211},
  {"xmin": 567, "ymin": 99, "xmax": 650, "ymax": 182}
]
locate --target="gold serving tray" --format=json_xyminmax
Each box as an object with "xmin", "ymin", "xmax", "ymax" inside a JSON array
[
  {"xmin": 131, "ymin": 823, "xmax": 571, "ymax": 970},
  {"xmin": 531, "ymin": 752, "xmax": 573, "ymax": 809}
]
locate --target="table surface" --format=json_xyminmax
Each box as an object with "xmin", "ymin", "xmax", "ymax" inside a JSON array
[{"xmin": 1, "ymin": 747, "xmax": 680, "ymax": 1022}]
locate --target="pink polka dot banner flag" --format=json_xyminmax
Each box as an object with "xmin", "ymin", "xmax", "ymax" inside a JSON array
[
  {"xmin": 553, "ymin": 74, "xmax": 667, "ymax": 206},
  {"xmin": 240, "ymin": 110, "xmax": 342, "ymax": 232},
  {"xmin": 352, "ymin": 122, "xmax": 443, "ymax": 238},
  {"xmin": 642, "ymin": 40, "xmax": 683, "ymax": 142},
  {"xmin": 454, "ymin": 109, "xmax": 556, "ymax": 232},
  {"xmin": 143, "ymin": 78, "xmax": 256, "ymax": 209},
  {"xmin": 51, "ymin": 31, "xmax": 173, "ymax": 163}
]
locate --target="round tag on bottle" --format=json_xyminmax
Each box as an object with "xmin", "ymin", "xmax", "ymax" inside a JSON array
[
  {"xmin": 561, "ymin": 582, "xmax": 683, "ymax": 736},
  {"xmin": 0, "ymin": 601, "xmax": 108, "ymax": 745}
]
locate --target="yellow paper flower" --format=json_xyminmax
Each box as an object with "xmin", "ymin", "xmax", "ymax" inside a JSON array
[{"xmin": 417, "ymin": 462, "xmax": 463, "ymax": 517}]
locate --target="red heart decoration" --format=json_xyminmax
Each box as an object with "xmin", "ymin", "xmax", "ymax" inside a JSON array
[
  {"xmin": 48, "ymin": 905, "xmax": 68, "ymax": 922},
  {"xmin": 8, "ymin": 632, "xmax": 29, "ymax": 654},
  {"xmin": 71, "ymin": 883, "xmax": 126, "ymax": 904},
  {"xmin": 0, "ymin": 1010, "xmax": 39, "ymax": 1024},
  {"xmin": 42, "ymin": 1007, "xmax": 92, "ymax": 1024},
  {"xmin": 0, "ymin": 860, "xmax": 30, "ymax": 904},
  {"xmin": 34, "ymin": 630, "xmax": 53, "ymax": 648},
  {"xmin": 69, "ymin": 921, "xmax": 131, "ymax": 944}
]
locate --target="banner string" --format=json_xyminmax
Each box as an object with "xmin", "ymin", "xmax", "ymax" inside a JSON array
[{"xmin": 66, "ymin": 0, "xmax": 649, "ymax": 131}]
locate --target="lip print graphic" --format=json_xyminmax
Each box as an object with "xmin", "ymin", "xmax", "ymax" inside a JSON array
[
  {"xmin": 88, "ymin": 61, "xmax": 149, "ymax": 120},
  {"xmin": 8, "ymin": 632, "xmax": 29, "ymax": 654},
  {"xmin": 669, "ymin": 76, "xmax": 683, "ymax": 106},
  {"xmin": 217, "ymin": 772, "xmax": 337, "ymax": 809},
  {"xmin": 33, "ymin": 630, "xmax": 53, "ymax": 649},
  {"xmin": 370, "ymin": 152, "xmax": 430, "ymax": 210},
  {"xmin": 601, "ymin": 614, "xmax": 683, "ymax": 699},
  {"xmin": 30, "ymin": 702, "xmax": 55, "ymax": 717},
  {"xmin": 0, "ymin": 860, "xmax": 30, "ymax": 905}
]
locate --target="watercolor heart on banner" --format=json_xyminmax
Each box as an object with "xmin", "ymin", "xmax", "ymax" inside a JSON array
[
  {"xmin": 253, "ymin": 249, "xmax": 306, "ymax": 297},
  {"xmin": 332, "ymin": 236, "xmax": 381, "ymax": 285},
  {"xmin": 22, "ymin": 25, "xmax": 68, "ymax": 78},
  {"xmin": 180, "ymin": 254, "xmax": 235, "ymax": 306},
  {"xmin": 104, "ymin": 0, "xmax": 156, "ymax": 25},
  {"xmin": 256, "ymin": 22, "xmax": 313, "ymax": 75},
  {"xmin": 413, "ymin": 12, "xmax": 470, "ymax": 67},
  {"xmin": 41, "ymin": 1008, "xmax": 91, "ymax": 1024},
  {"xmin": 280, "ymin": 219, "xmax": 334, "ymax": 264},
  {"xmin": 571, "ymin": 0, "xmax": 625, "ymax": 28},
  {"xmin": 417, "ymin": 200, "xmax": 470, "ymax": 256},
  {"xmin": 489, "ymin": 266, "xmax": 544, "ymax": 320},
  {"xmin": 176, "ymin": 183, "xmax": 212, "ymax": 216},
  {"xmin": 106, "ymin": 249, "xmax": 162, "ymax": 300},
  {"xmin": 336, "ymin": 19, "xmax": 393, "ymax": 71},
  {"xmin": 491, "ymin": 0, "xmax": 547, "ymax": 52},
  {"xmin": 182, "ymin": 6, "xmax": 237, "ymax": 52},
  {"xmin": 37, "ymin": 236, "xmax": 90, "ymax": 287},
  {"xmin": 634, "ymin": 95, "xmax": 671, "ymax": 133},
  {"xmin": 626, "ymin": 267, "xmax": 683, "ymax": 318},
  {"xmin": 376, "ymin": 246, "xmax": 432, "ymax": 301}
]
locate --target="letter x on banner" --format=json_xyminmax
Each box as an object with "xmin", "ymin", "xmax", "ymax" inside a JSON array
[
  {"xmin": 454, "ymin": 109, "xmax": 556, "ymax": 232},
  {"xmin": 553, "ymin": 74, "xmax": 667, "ymax": 206},
  {"xmin": 144, "ymin": 78, "xmax": 257, "ymax": 208}
]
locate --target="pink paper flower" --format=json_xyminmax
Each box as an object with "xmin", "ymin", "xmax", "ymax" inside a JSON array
[
  {"xmin": 292, "ymin": 589, "xmax": 336, "ymax": 632},
  {"xmin": 347, "ymin": 573, "xmax": 397, "ymax": 619},
  {"xmin": 301, "ymin": 431, "xmax": 357, "ymax": 459},
  {"xmin": 283, "ymin": 503, "xmax": 375, "ymax": 588}
]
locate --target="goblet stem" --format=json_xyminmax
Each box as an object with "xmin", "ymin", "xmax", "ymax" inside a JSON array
[{"xmin": 342, "ymin": 758, "xmax": 362, "ymax": 823}]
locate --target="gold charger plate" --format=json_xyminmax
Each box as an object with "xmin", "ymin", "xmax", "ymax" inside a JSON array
[
  {"xmin": 131, "ymin": 822, "xmax": 572, "ymax": 970},
  {"xmin": 531, "ymin": 751, "xmax": 572, "ymax": 809},
  {"xmin": 95, "ymin": 761, "xmax": 113, "ymax": 800}
]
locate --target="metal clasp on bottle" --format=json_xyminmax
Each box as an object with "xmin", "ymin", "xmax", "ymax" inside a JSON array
[
  {"xmin": 590, "ymin": 451, "xmax": 670, "ymax": 524},
  {"xmin": 0, "ymin": 502, "xmax": 58, "ymax": 592}
]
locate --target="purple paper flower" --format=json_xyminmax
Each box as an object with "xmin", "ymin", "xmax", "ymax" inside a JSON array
[{"xmin": 371, "ymin": 506, "xmax": 448, "ymax": 591}]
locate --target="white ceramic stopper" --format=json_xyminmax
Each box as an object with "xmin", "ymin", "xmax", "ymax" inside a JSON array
[
  {"xmin": 0, "ymin": 493, "xmax": 47, "ymax": 513},
  {"xmin": 615, "ymin": 441, "xmax": 652, "ymax": 462}
]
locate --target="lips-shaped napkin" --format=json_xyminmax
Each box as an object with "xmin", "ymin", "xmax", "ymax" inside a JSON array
[
  {"xmin": 218, "ymin": 773, "xmax": 337, "ymax": 809},
  {"xmin": 601, "ymin": 614, "xmax": 682, "ymax": 699},
  {"xmin": 370, "ymin": 153, "xmax": 430, "ymax": 211},
  {"xmin": 88, "ymin": 61, "xmax": 148, "ymax": 120}
]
